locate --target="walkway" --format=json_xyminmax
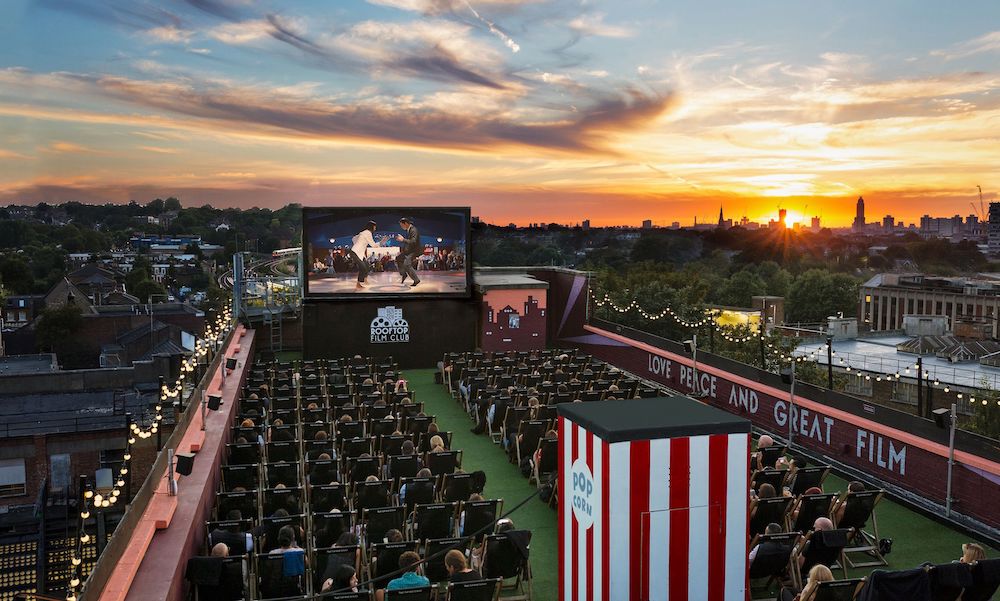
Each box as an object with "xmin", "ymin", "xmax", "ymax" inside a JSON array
[{"xmin": 408, "ymin": 368, "xmax": 558, "ymax": 600}]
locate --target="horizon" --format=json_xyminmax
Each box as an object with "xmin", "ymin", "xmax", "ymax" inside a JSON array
[{"xmin": 1, "ymin": 0, "xmax": 998, "ymax": 226}]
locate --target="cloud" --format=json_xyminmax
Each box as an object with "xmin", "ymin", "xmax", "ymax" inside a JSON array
[
  {"xmin": 207, "ymin": 19, "xmax": 275, "ymax": 44},
  {"xmin": 36, "ymin": 0, "xmax": 183, "ymax": 31},
  {"xmin": 146, "ymin": 25, "xmax": 194, "ymax": 43},
  {"xmin": 46, "ymin": 141, "xmax": 92, "ymax": 153},
  {"xmin": 932, "ymin": 31, "xmax": 1000, "ymax": 60},
  {"xmin": 568, "ymin": 13, "xmax": 632, "ymax": 38},
  {"xmin": 0, "ymin": 149, "xmax": 33, "ymax": 160},
  {"xmin": 138, "ymin": 145, "xmax": 180, "ymax": 154},
  {"xmin": 366, "ymin": 0, "xmax": 537, "ymax": 15},
  {"xmin": 182, "ymin": 0, "xmax": 248, "ymax": 21},
  {"xmin": 0, "ymin": 68, "xmax": 672, "ymax": 155}
]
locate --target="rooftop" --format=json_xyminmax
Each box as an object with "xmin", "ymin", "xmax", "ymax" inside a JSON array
[{"xmin": 0, "ymin": 353, "xmax": 58, "ymax": 375}]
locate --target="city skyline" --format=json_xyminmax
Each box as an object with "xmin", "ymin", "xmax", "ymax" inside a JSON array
[{"xmin": 0, "ymin": 0, "xmax": 999, "ymax": 226}]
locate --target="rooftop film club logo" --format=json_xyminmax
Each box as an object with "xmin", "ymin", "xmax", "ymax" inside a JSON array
[{"xmin": 370, "ymin": 306, "xmax": 410, "ymax": 344}]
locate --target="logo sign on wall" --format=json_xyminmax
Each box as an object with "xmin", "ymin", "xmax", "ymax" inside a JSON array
[
  {"xmin": 370, "ymin": 306, "xmax": 410, "ymax": 344},
  {"xmin": 570, "ymin": 457, "xmax": 595, "ymax": 529}
]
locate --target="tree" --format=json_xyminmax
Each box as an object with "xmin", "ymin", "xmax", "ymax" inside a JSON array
[
  {"xmin": 36, "ymin": 303, "xmax": 83, "ymax": 351},
  {"xmin": 786, "ymin": 269, "xmax": 860, "ymax": 323},
  {"xmin": 132, "ymin": 279, "xmax": 166, "ymax": 303},
  {"xmin": 714, "ymin": 269, "xmax": 766, "ymax": 307},
  {"xmin": 0, "ymin": 256, "xmax": 33, "ymax": 293},
  {"xmin": 164, "ymin": 197, "xmax": 182, "ymax": 212},
  {"xmin": 126, "ymin": 256, "xmax": 152, "ymax": 292}
]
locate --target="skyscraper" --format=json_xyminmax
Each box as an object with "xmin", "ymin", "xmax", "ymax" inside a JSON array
[
  {"xmin": 853, "ymin": 196, "xmax": 866, "ymax": 230},
  {"xmin": 778, "ymin": 208, "xmax": 787, "ymax": 228},
  {"xmin": 989, "ymin": 203, "xmax": 1000, "ymax": 254}
]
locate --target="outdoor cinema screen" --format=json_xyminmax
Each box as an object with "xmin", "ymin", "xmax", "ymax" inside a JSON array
[{"xmin": 303, "ymin": 207, "xmax": 470, "ymax": 299}]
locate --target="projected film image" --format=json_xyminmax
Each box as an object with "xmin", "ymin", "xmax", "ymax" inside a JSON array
[{"xmin": 303, "ymin": 207, "xmax": 470, "ymax": 298}]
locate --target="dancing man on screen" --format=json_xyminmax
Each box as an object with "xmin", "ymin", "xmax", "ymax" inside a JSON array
[
  {"xmin": 350, "ymin": 220, "xmax": 387, "ymax": 289},
  {"xmin": 395, "ymin": 217, "xmax": 421, "ymax": 287}
]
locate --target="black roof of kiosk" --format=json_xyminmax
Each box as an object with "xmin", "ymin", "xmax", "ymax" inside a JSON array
[{"xmin": 557, "ymin": 396, "xmax": 751, "ymax": 443}]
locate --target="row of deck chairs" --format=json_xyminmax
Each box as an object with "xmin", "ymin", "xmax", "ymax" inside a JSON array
[{"xmin": 187, "ymin": 356, "xmax": 532, "ymax": 600}]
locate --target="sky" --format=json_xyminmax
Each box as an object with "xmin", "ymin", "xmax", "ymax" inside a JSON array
[{"xmin": 0, "ymin": 0, "xmax": 998, "ymax": 226}]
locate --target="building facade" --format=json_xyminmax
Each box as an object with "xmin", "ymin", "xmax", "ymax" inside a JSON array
[{"xmin": 859, "ymin": 273, "xmax": 1000, "ymax": 337}]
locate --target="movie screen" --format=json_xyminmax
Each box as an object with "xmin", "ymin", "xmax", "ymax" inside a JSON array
[{"xmin": 303, "ymin": 207, "xmax": 470, "ymax": 298}]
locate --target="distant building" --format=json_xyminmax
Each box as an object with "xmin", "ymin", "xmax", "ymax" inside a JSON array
[
  {"xmin": 582, "ymin": 219, "xmax": 590, "ymax": 231},
  {"xmin": 860, "ymin": 272, "xmax": 1000, "ymax": 336},
  {"xmin": 778, "ymin": 208, "xmax": 787, "ymax": 229},
  {"xmin": 670, "ymin": 221, "xmax": 681, "ymax": 229},
  {"xmin": 853, "ymin": 196, "xmax": 866, "ymax": 230},
  {"xmin": 810, "ymin": 216, "xmax": 821, "ymax": 231},
  {"xmin": 989, "ymin": 203, "xmax": 1000, "ymax": 254},
  {"xmin": 882, "ymin": 215, "xmax": 895, "ymax": 231},
  {"xmin": 642, "ymin": 219, "xmax": 653, "ymax": 229}
]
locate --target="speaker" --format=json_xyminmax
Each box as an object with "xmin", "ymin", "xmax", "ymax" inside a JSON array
[
  {"xmin": 207, "ymin": 395, "xmax": 223, "ymax": 411},
  {"xmin": 780, "ymin": 369, "xmax": 793, "ymax": 385},
  {"xmin": 932, "ymin": 407, "xmax": 951, "ymax": 429},
  {"xmin": 682, "ymin": 340, "xmax": 694, "ymax": 355},
  {"xmin": 175, "ymin": 452, "xmax": 196, "ymax": 476},
  {"xmin": 225, "ymin": 358, "xmax": 238, "ymax": 371}
]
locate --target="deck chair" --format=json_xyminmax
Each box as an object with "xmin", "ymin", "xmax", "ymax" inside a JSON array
[
  {"xmin": 858, "ymin": 568, "xmax": 930, "ymax": 599},
  {"xmin": 758, "ymin": 444, "xmax": 787, "ymax": 469},
  {"xmin": 427, "ymin": 450, "xmax": 462, "ymax": 476},
  {"xmin": 752, "ymin": 469, "xmax": 789, "ymax": 494},
  {"xmin": 749, "ymin": 532, "xmax": 798, "ymax": 597},
  {"xmin": 966, "ymin": 558, "xmax": 1000, "ymax": 601},
  {"xmin": 926, "ymin": 561, "xmax": 972, "ymax": 601},
  {"xmin": 791, "ymin": 528, "xmax": 851, "ymax": 588},
  {"xmin": 313, "ymin": 512, "xmax": 352, "ymax": 548},
  {"xmin": 256, "ymin": 551, "xmax": 304, "ymax": 599},
  {"xmin": 832, "ymin": 490, "xmax": 887, "ymax": 568},
  {"xmin": 749, "ymin": 497, "xmax": 793, "ymax": 537},
  {"xmin": 311, "ymin": 483, "xmax": 347, "ymax": 512},
  {"xmin": 222, "ymin": 465, "xmax": 259, "ymax": 492},
  {"xmin": 363, "ymin": 506, "xmax": 406, "ymax": 547},
  {"xmin": 790, "ymin": 466, "xmax": 831, "ymax": 496},
  {"xmin": 811, "ymin": 578, "xmax": 866, "ymax": 601},
  {"xmin": 323, "ymin": 590, "xmax": 369, "ymax": 600},
  {"xmin": 368, "ymin": 540, "xmax": 419, "ymax": 588},
  {"xmin": 446, "ymin": 578, "xmax": 502, "ymax": 601},
  {"xmin": 400, "ymin": 477, "xmax": 436, "ymax": 511},
  {"xmin": 353, "ymin": 480, "xmax": 391, "ymax": 513},
  {"xmin": 388, "ymin": 454, "xmax": 420, "ymax": 481},
  {"xmin": 412, "ymin": 502, "xmax": 458, "ymax": 542},
  {"xmin": 514, "ymin": 421, "xmax": 547, "ymax": 467},
  {"xmin": 216, "ymin": 490, "xmax": 257, "ymax": 522},
  {"xmin": 791, "ymin": 494, "xmax": 837, "ymax": 533},
  {"xmin": 424, "ymin": 537, "xmax": 469, "ymax": 584},
  {"xmin": 385, "ymin": 586, "xmax": 434, "ymax": 601},
  {"xmin": 186, "ymin": 555, "xmax": 247, "ymax": 601},
  {"xmin": 227, "ymin": 442, "xmax": 260, "ymax": 466},
  {"xmin": 265, "ymin": 462, "xmax": 299, "ymax": 488},
  {"xmin": 441, "ymin": 472, "xmax": 474, "ymax": 503},
  {"xmin": 348, "ymin": 456, "xmax": 381, "ymax": 483},
  {"xmin": 460, "ymin": 499, "xmax": 502, "ymax": 542},
  {"xmin": 312, "ymin": 545, "xmax": 360, "ymax": 591},
  {"xmin": 482, "ymin": 530, "xmax": 532, "ymax": 601},
  {"xmin": 531, "ymin": 438, "xmax": 558, "ymax": 488}
]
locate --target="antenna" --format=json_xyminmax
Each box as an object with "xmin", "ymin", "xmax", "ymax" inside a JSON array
[{"xmin": 979, "ymin": 185, "xmax": 985, "ymax": 219}]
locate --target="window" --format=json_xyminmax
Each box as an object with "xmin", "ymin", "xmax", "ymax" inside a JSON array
[
  {"xmin": 0, "ymin": 459, "xmax": 27, "ymax": 497},
  {"xmin": 891, "ymin": 382, "xmax": 918, "ymax": 406},
  {"xmin": 508, "ymin": 315, "xmax": 520, "ymax": 329},
  {"xmin": 50, "ymin": 454, "xmax": 71, "ymax": 490},
  {"xmin": 845, "ymin": 374, "xmax": 873, "ymax": 397}
]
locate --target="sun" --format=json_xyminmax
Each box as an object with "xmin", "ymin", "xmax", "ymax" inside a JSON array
[{"xmin": 782, "ymin": 210, "xmax": 805, "ymax": 227}]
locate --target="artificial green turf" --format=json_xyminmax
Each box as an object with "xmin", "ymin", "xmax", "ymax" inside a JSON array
[{"xmin": 407, "ymin": 368, "xmax": 558, "ymax": 600}]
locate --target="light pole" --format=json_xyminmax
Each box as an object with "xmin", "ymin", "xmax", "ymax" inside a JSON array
[
  {"xmin": 782, "ymin": 357, "xmax": 797, "ymax": 445},
  {"xmin": 684, "ymin": 335, "xmax": 700, "ymax": 396},
  {"xmin": 946, "ymin": 402, "xmax": 957, "ymax": 517}
]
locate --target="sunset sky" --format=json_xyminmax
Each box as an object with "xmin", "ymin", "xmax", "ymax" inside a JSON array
[{"xmin": 0, "ymin": 0, "xmax": 998, "ymax": 226}]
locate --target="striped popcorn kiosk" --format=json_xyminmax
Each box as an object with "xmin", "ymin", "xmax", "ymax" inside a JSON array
[{"xmin": 557, "ymin": 396, "xmax": 751, "ymax": 601}]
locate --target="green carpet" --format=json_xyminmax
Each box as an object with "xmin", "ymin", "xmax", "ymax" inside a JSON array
[{"xmin": 408, "ymin": 368, "xmax": 558, "ymax": 600}]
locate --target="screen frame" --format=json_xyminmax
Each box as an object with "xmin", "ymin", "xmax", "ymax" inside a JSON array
[{"xmin": 301, "ymin": 206, "xmax": 473, "ymax": 301}]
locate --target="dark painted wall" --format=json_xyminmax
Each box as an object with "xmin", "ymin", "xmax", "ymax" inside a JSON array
[{"xmin": 302, "ymin": 299, "xmax": 477, "ymax": 368}]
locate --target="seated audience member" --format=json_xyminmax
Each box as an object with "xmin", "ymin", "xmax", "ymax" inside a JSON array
[
  {"xmin": 400, "ymin": 468, "xmax": 434, "ymax": 507},
  {"xmin": 780, "ymin": 564, "xmax": 834, "ymax": 601},
  {"xmin": 833, "ymin": 481, "xmax": 866, "ymax": 523},
  {"xmin": 269, "ymin": 525, "xmax": 306, "ymax": 564},
  {"xmin": 322, "ymin": 564, "xmax": 359, "ymax": 593},
  {"xmin": 748, "ymin": 523, "xmax": 783, "ymax": 565},
  {"xmin": 376, "ymin": 551, "xmax": 430, "ymax": 601},
  {"xmin": 371, "ymin": 529, "xmax": 406, "ymax": 582},
  {"xmin": 790, "ymin": 487, "xmax": 824, "ymax": 522},
  {"xmin": 445, "ymin": 549, "xmax": 481, "ymax": 583},
  {"xmin": 796, "ymin": 518, "xmax": 835, "ymax": 569},
  {"xmin": 209, "ymin": 509, "xmax": 253, "ymax": 554},
  {"xmin": 211, "ymin": 542, "xmax": 229, "ymax": 557},
  {"xmin": 961, "ymin": 542, "xmax": 987, "ymax": 563},
  {"xmin": 757, "ymin": 483, "xmax": 777, "ymax": 499}
]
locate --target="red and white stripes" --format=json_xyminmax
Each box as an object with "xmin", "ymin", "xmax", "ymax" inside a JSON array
[{"xmin": 559, "ymin": 417, "xmax": 749, "ymax": 601}]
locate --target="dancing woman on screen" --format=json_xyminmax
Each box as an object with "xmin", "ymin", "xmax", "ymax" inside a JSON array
[{"xmin": 350, "ymin": 221, "xmax": 387, "ymax": 289}]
